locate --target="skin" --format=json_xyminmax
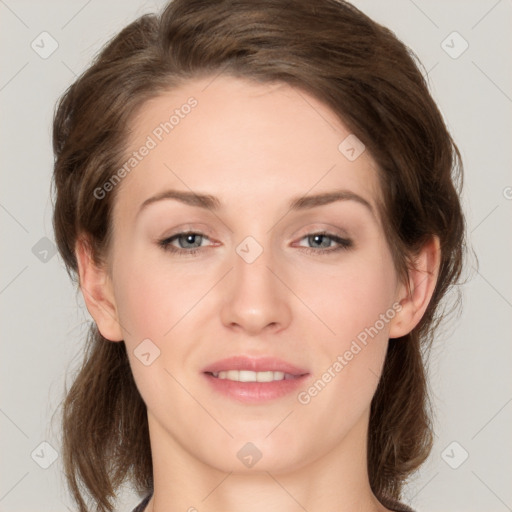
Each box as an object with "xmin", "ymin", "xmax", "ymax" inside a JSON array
[{"xmin": 76, "ymin": 75, "xmax": 440, "ymax": 512}]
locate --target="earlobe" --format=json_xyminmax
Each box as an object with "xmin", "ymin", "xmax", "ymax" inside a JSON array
[
  {"xmin": 388, "ymin": 236, "xmax": 441, "ymax": 339},
  {"xmin": 75, "ymin": 236, "xmax": 124, "ymax": 342}
]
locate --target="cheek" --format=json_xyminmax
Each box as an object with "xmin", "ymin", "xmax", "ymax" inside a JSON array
[
  {"xmin": 112, "ymin": 246, "xmax": 209, "ymax": 344},
  {"xmin": 302, "ymin": 246, "xmax": 398, "ymax": 392},
  {"xmin": 298, "ymin": 267, "xmax": 395, "ymax": 432},
  {"xmin": 112, "ymin": 261, "xmax": 200, "ymax": 402},
  {"xmin": 114, "ymin": 275, "xmax": 168, "ymax": 342},
  {"xmin": 309, "ymin": 250, "xmax": 398, "ymax": 343}
]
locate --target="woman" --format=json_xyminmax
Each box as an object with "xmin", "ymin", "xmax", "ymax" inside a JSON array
[{"xmin": 52, "ymin": 0, "xmax": 466, "ymax": 511}]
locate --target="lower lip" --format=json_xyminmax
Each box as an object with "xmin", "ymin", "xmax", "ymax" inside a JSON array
[{"xmin": 203, "ymin": 372, "xmax": 309, "ymax": 403}]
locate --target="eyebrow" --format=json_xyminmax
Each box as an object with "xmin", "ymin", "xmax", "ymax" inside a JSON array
[{"xmin": 138, "ymin": 188, "xmax": 375, "ymax": 218}]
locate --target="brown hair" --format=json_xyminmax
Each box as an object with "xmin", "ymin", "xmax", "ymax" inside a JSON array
[{"xmin": 52, "ymin": 0, "xmax": 466, "ymax": 510}]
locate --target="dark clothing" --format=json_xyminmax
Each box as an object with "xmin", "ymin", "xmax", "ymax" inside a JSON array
[{"xmin": 131, "ymin": 492, "xmax": 152, "ymax": 512}]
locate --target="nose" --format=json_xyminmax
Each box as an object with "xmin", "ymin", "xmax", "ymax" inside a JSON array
[{"xmin": 219, "ymin": 241, "xmax": 292, "ymax": 335}]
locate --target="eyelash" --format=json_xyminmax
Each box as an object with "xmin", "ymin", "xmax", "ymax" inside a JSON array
[{"xmin": 157, "ymin": 230, "xmax": 353, "ymax": 257}]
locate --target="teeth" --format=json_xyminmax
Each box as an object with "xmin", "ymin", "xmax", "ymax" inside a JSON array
[{"xmin": 212, "ymin": 370, "xmax": 296, "ymax": 382}]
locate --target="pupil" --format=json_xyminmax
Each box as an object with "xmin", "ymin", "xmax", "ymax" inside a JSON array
[
  {"xmin": 183, "ymin": 234, "xmax": 201, "ymax": 248},
  {"xmin": 312, "ymin": 234, "xmax": 327, "ymax": 248}
]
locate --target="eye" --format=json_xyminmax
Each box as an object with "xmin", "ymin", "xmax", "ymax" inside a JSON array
[
  {"xmin": 158, "ymin": 231, "xmax": 213, "ymax": 257},
  {"xmin": 157, "ymin": 230, "xmax": 353, "ymax": 257},
  {"xmin": 295, "ymin": 231, "xmax": 353, "ymax": 255}
]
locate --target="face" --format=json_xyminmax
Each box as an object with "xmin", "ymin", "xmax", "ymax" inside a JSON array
[{"xmin": 100, "ymin": 75, "xmax": 409, "ymax": 474}]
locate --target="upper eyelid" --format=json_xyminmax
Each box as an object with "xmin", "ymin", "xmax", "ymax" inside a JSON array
[{"xmin": 162, "ymin": 220, "xmax": 350, "ymax": 238}]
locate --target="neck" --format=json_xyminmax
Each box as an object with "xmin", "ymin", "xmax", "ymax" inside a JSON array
[{"xmin": 144, "ymin": 408, "xmax": 391, "ymax": 512}]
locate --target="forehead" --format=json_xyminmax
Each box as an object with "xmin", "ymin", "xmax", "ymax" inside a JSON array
[{"xmin": 114, "ymin": 74, "xmax": 381, "ymax": 222}]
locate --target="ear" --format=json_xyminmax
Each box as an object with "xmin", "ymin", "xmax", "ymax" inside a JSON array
[
  {"xmin": 388, "ymin": 235, "xmax": 441, "ymax": 339},
  {"xmin": 75, "ymin": 235, "xmax": 124, "ymax": 342}
]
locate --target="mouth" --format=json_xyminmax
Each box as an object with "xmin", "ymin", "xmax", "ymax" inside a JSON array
[
  {"xmin": 206, "ymin": 370, "xmax": 302, "ymax": 382},
  {"xmin": 202, "ymin": 356, "xmax": 309, "ymax": 403}
]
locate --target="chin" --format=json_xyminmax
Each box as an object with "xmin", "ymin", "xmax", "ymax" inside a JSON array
[{"xmin": 195, "ymin": 435, "xmax": 314, "ymax": 475}]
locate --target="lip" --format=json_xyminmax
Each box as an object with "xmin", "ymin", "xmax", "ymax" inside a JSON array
[
  {"xmin": 202, "ymin": 356, "xmax": 309, "ymax": 375},
  {"xmin": 202, "ymin": 356, "xmax": 310, "ymax": 403}
]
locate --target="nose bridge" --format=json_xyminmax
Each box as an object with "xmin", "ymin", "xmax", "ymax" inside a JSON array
[
  {"xmin": 219, "ymin": 233, "xmax": 291, "ymax": 333},
  {"xmin": 234, "ymin": 234, "xmax": 274, "ymax": 289}
]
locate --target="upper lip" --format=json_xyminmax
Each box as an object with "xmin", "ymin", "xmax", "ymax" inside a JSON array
[{"xmin": 202, "ymin": 356, "xmax": 309, "ymax": 376}]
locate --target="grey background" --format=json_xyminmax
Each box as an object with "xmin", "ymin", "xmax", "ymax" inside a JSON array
[{"xmin": 0, "ymin": 0, "xmax": 511, "ymax": 511}]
